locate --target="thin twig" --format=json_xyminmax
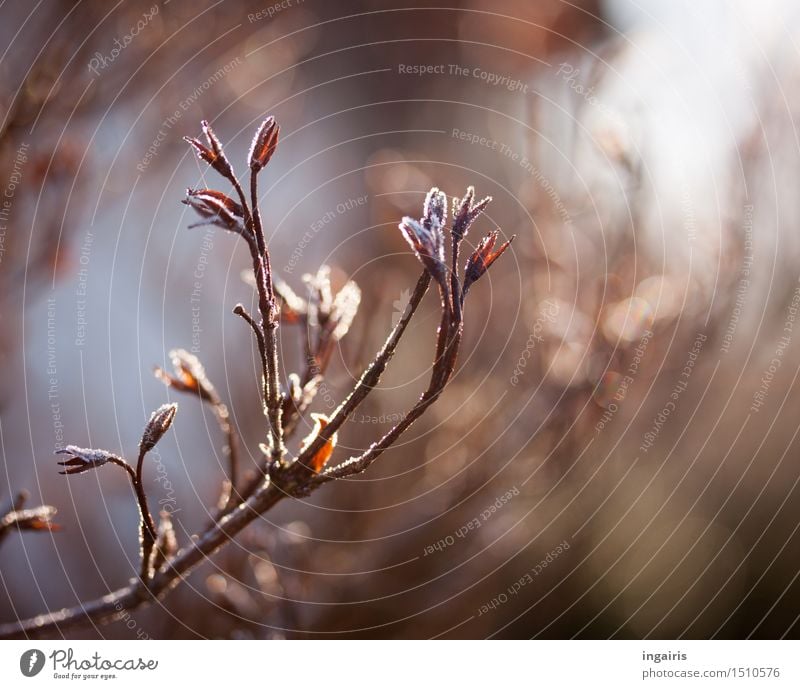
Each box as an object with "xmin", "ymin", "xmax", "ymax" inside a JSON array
[
  {"xmin": 213, "ymin": 402, "xmax": 239, "ymax": 510},
  {"xmin": 0, "ymin": 478, "xmax": 286, "ymax": 639},
  {"xmin": 0, "ymin": 117, "xmax": 511, "ymax": 640},
  {"xmin": 296, "ymin": 270, "xmax": 431, "ymax": 467},
  {"xmin": 250, "ymin": 171, "xmax": 284, "ymax": 467},
  {"xmin": 134, "ymin": 449, "xmax": 158, "ymax": 581}
]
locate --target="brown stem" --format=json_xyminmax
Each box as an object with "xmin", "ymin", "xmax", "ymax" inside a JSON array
[
  {"xmin": 450, "ymin": 234, "xmax": 462, "ymax": 325},
  {"xmin": 264, "ymin": 321, "xmax": 284, "ymax": 465},
  {"xmin": 213, "ymin": 402, "xmax": 239, "ymax": 510},
  {"xmin": 233, "ymin": 303, "xmax": 269, "ymax": 411},
  {"xmin": 135, "ymin": 449, "xmax": 158, "ymax": 581},
  {"xmin": 229, "ymin": 177, "xmax": 254, "ymax": 241},
  {"xmin": 0, "ymin": 478, "xmax": 287, "ymax": 639},
  {"xmin": 250, "ymin": 172, "xmax": 284, "ymax": 466},
  {"xmin": 232, "ymin": 175, "xmax": 274, "ymax": 425},
  {"xmin": 249, "ymin": 172, "xmax": 270, "ymax": 296}
]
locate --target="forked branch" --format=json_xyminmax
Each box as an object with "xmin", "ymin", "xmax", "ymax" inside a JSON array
[{"xmin": 0, "ymin": 117, "xmax": 513, "ymax": 639}]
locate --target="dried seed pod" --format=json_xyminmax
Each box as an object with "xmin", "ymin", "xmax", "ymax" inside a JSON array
[
  {"xmin": 140, "ymin": 403, "xmax": 178, "ymax": 454},
  {"xmin": 56, "ymin": 446, "xmax": 118, "ymax": 475},
  {"xmin": 155, "ymin": 349, "xmax": 218, "ymax": 404},
  {"xmin": 248, "ymin": 116, "xmax": 280, "ymax": 172}
]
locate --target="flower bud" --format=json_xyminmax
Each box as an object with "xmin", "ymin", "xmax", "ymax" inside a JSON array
[
  {"xmin": 248, "ymin": 116, "xmax": 280, "ymax": 172},
  {"xmin": 140, "ymin": 403, "xmax": 178, "ymax": 454},
  {"xmin": 56, "ymin": 446, "xmax": 117, "ymax": 475},
  {"xmin": 463, "ymin": 231, "xmax": 515, "ymax": 294}
]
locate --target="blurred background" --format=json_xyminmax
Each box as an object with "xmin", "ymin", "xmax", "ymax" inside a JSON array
[{"xmin": 2, "ymin": 0, "xmax": 800, "ymax": 639}]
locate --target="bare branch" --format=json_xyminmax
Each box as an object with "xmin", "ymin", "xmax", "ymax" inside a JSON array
[{"xmin": 0, "ymin": 120, "xmax": 513, "ymax": 640}]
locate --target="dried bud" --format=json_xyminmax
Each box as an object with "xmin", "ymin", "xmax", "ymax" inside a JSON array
[
  {"xmin": 140, "ymin": 403, "xmax": 178, "ymax": 454},
  {"xmin": 1, "ymin": 504, "xmax": 60, "ymax": 532},
  {"xmin": 330, "ymin": 281, "xmax": 361, "ymax": 341},
  {"xmin": 452, "ymin": 186, "xmax": 492, "ymax": 241},
  {"xmin": 399, "ymin": 216, "xmax": 446, "ymax": 284},
  {"xmin": 300, "ymin": 413, "xmax": 338, "ymax": 473},
  {"xmin": 463, "ymin": 231, "xmax": 515, "ymax": 294},
  {"xmin": 248, "ymin": 116, "xmax": 280, "ymax": 172},
  {"xmin": 56, "ymin": 446, "xmax": 118, "ymax": 475},
  {"xmin": 155, "ymin": 349, "xmax": 218, "ymax": 404},
  {"xmin": 183, "ymin": 120, "xmax": 234, "ymax": 178},
  {"xmin": 183, "ymin": 188, "xmax": 245, "ymax": 234},
  {"xmin": 423, "ymin": 187, "xmax": 447, "ymax": 230}
]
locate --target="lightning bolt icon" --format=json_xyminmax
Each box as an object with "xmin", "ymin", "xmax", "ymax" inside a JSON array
[{"xmin": 28, "ymin": 651, "xmax": 39, "ymax": 672}]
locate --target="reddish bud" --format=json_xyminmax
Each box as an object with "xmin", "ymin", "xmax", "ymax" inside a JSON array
[
  {"xmin": 248, "ymin": 116, "xmax": 280, "ymax": 172},
  {"xmin": 183, "ymin": 188, "xmax": 245, "ymax": 233},
  {"xmin": 183, "ymin": 120, "xmax": 233, "ymax": 178},
  {"xmin": 463, "ymin": 231, "xmax": 515, "ymax": 294}
]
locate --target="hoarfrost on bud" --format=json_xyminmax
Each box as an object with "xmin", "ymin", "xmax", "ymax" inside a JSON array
[
  {"xmin": 140, "ymin": 403, "xmax": 178, "ymax": 453},
  {"xmin": 183, "ymin": 188, "xmax": 245, "ymax": 234},
  {"xmin": 56, "ymin": 446, "xmax": 118, "ymax": 475},
  {"xmin": 423, "ymin": 187, "xmax": 447, "ymax": 230},
  {"xmin": 248, "ymin": 116, "xmax": 280, "ymax": 172},
  {"xmin": 155, "ymin": 349, "xmax": 218, "ymax": 404},
  {"xmin": 452, "ymin": 186, "xmax": 492, "ymax": 241},
  {"xmin": 399, "ymin": 216, "xmax": 446, "ymax": 284},
  {"xmin": 462, "ymin": 231, "xmax": 515, "ymax": 295}
]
